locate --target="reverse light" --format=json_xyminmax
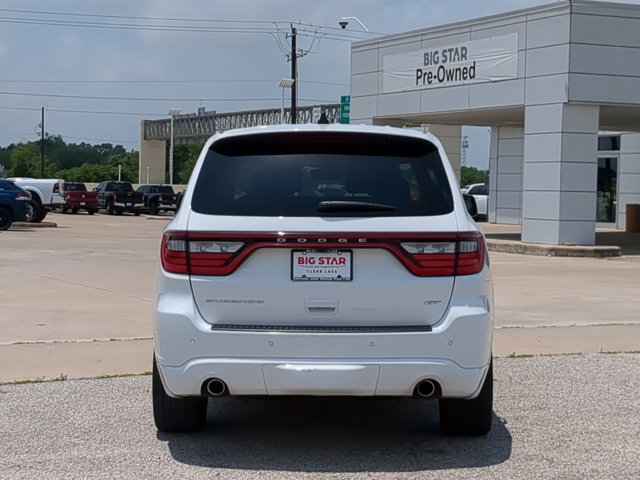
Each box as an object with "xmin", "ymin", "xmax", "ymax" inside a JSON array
[
  {"xmin": 400, "ymin": 242, "xmax": 455, "ymax": 254},
  {"xmin": 189, "ymin": 241, "xmax": 244, "ymax": 254}
]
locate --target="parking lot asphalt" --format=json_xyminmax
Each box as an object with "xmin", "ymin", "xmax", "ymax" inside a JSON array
[
  {"xmin": 1, "ymin": 212, "xmax": 639, "ymax": 382},
  {"xmin": 1, "ymin": 354, "xmax": 639, "ymax": 480},
  {"xmin": 2, "ymin": 213, "xmax": 639, "ymax": 479}
]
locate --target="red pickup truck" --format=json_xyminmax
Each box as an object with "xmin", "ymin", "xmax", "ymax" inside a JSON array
[{"xmin": 60, "ymin": 182, "xmax": 98, "ymax": 215}]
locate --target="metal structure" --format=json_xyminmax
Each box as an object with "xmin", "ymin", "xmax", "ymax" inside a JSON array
[{"xmin": 142, "ymin": 104, "xmax": 341, "ymax": 144}]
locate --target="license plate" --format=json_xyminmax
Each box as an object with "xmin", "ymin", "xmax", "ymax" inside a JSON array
[
  {"xmin": 126, "ymin": 203, "xmax": 132, "ymax": 207},
  {"xmin": 80, "ymin": 202, "xmax": 86, "ymax": 206},
  {"xmin": 292, "ymin": 250, "xmax": 352, "ymax": 281}
]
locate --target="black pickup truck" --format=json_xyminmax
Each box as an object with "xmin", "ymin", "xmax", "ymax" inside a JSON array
[
  {"xmin": 95, "ymin": 181, "xmax": 144, "ymax": 215},
  {"xmin": 135, "ymin": 184, "xmax": 178, "ymax": 215}
]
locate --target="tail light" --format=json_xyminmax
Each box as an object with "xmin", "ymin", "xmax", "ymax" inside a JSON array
[
  {"xmin": 111, "ymin": 193, "xmax": 117, "ymax": 201},
  {"xmin": 161, "ymin": 232, "xmax": 245, "ymax": 275},
  {"xmin": 158, "ymin": 195, "xmax": 163, "ymax": 203},
  {"xmin": 400, "ymin": 233, "xmax": 485, "ymax": 276},
  {"xmin": 15, "ymin": 191, "xmax": 31, "ymax": 201},
  {"xmin": 53, "ymin": 183, "xmax": 60, "ymax": 194},
  {"xmin": 161, "ymin": 231, "xmax": 485, "ymax": 277}
]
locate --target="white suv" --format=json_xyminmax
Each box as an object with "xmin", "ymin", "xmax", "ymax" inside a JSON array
[{"xmin": 153, "ymin": 124, "xmax": 494, "ymax": 436}]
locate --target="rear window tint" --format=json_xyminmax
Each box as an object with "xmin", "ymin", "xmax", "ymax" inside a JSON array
[
  {"xmin": 107, "ymin": 182, "xmax": 133, "ymax": 192},
  {"xmin": 0, "ymin": 180, "xmax": 20, "ymax": 191},
  {"xmin": 65, "ymin": 183, "xmax": 86, "ymax": 192},
  {"xmin": 192, "ymin": 132, "xmax": 453, "ymax": 217}
]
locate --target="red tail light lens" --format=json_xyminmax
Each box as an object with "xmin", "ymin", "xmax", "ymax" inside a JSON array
[
  {"xmin": 53, "ymin": 183, "xmax": 60, "ymax": 194},
  {"xmin": 161, "ymin": 232, "xmax": 245, "ymax": 275},
  {"xmin": 15, "ymin": 191, "xmax": 31, "ymax": 201},
  {"xmin": 401, "ymin": 234, "xmax": 484, "ymax": 276},
  {"xmin": 161, "ymin": 232, "xmax": 189, "ymax": 274}
]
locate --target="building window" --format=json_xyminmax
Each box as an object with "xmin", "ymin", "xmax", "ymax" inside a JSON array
[{"xmin": 598, "ymin": 136, "xmax": 620, "ymax": 151}]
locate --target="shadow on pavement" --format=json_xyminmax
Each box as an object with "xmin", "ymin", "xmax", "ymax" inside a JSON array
[{"xmin": 159, "ymin": 397, "xmax": 512, "ymax": 473}]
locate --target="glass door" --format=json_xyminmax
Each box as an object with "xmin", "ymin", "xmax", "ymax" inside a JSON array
[{"xmin": 596, "ymin": 156, "xmax": 618, "ymax": 225}]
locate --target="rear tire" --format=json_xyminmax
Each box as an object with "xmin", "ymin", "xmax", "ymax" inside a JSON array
[
  {"xmin": 88, "ymin": 209, "xmax": 96, "ymax": 215},
  {"xmin": 149, "ymin": 202, "xmax": 159, "ymax": 216},
  {"xmin": 106, "ymin": 202, "xmax": 115, "ymax": 215},
  {"xmin": 61, "ymin": 207, "xmax": 68, "ymax": 214},
  {"xmin": 27, "ymin": 199, "xmax": 46, "ymax": 223},
  {"xmin": 439, "ymin": 361, "xmax": 493, "ymax": 436},
  {"xmin": 0, "ymin": 206, "xmax": 13, "ymax": 230},
  {"xmin": 152, "ymin": 356, "xmax": 207, "ymax": 433},
  {"xmin": 71, "ymin": 208, "xmax": 79, "ymax": 214}
]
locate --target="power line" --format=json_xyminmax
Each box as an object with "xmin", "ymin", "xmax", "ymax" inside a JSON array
[
  {"xmin": 0, "ymin": 91, "xmax": 335, "ymax": 103},
  {"xmin": 0, "ymin": 9, "xmax": 380, "ymax": 41},
  {"xmin": 0, "ymin": 16, "xmax": 277, "ymax": 34},
  {"xmin": 61, "ymin": 135, "xmax": 137, "ymax": 144},
  {"xmin": 0, "ymin": 79, "xmax": 349, "ymax": 87},
  {"xmin": 0, "ymin": 7, "xmax": 287, "ymax": 25},
  {"xmin": 0, "ymin": 105, "xmax": 164, "ymax": 116}
]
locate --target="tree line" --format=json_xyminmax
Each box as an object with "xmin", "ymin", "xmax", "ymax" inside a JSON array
[
  {"xmin": 0, "ymin": 136, "xmax": 202, "ymax": 184},
  {"xmin": 0, "ymin": 137, "xmax": 488, "ymax": 188}
]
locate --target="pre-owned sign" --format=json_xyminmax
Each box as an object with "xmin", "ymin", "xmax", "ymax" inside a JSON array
[{"xmin": 383, "ymin": 33, "xmax": 518, "ymax": 93}]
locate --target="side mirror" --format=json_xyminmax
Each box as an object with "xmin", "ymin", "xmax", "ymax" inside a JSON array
[{"xmin": 462, "ymin": 194, "xmax": 479, "ymax": 220}]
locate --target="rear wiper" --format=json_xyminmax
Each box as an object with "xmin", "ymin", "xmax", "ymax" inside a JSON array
[{"xmin": 317, "ymin": 200, "xmax": 396, "ymax": 212}]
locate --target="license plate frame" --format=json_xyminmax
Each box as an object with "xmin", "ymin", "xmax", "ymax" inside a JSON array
[{"xmin": 291, "ymin": 249, "xmax": 352, "ymax": 281}]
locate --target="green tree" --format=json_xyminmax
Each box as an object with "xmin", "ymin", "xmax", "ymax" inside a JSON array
[
  {"xmin": 460, "ymin": 166, "xmax": 488, "ymax": 187},
  {"xmin": 8, "ymin": 143, "xmax": 56, "ymax": 178},
  {"xmin": 107, "ymin": 152, "xmax": 139, "ymax": 182},
  {"xmin": 174, "ymin": 144, "xmax": 203, "ymax": 184}
]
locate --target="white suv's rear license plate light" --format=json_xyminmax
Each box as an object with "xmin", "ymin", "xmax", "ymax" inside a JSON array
[{"xmin": 291, "ymin": 249, "xmax": 352, "ymax": 281}]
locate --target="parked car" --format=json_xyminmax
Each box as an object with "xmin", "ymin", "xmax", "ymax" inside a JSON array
[
  {"xmin": 9, "ymin": 177, "xmax": 65, "ymax": 223},
  {"xmin": 153, "ymin": 124, "xmax": 494, "ymax": 436},
  {"xmin": 60, "ymin": 182, "xmax": 98, "ymax": 215},
  {"xmin": 94, "ymin": 181, "xmax": 144, "ymax": 215},
  {"xmin": 0, "ymin": 179, "xmax": 32, "ymax": 230},
  {"xmin": 135, "ymin": 184, "xmax": 178, "ymax": 216},
  {"xmin": 461, "ymin": 183, "xmax": 487, "ymax": 221}
]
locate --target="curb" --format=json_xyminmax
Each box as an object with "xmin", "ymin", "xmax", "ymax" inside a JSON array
[
  {"xmin": 487, "ymin": 239, "xmax": 622, "ymax": 257},
  {"xmin": 9, "ymin": 221, "xmax": 58, "ymax": 229}
]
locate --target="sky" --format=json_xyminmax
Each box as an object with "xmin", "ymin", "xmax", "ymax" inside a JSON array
[{"xmin": 0, "ymin": 0, "xmax": 636, "ymax": 169}]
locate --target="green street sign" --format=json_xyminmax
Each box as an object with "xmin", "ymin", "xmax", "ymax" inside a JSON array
[{"xmin": 340, "ymin": 95, "xmax": 350, "ymax": 124}]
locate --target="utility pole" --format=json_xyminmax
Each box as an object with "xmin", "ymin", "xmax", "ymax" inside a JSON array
[
  {"xmin": 40, "ymin": 107, "xmax": 45, "ymax": 177},
  {"xmin": 290, "ymin": 24, "xmax": 297, "ymax": 124}
]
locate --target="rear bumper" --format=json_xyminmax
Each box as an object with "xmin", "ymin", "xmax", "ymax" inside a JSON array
[
  {"xmin": 65, "ymin": 201, "xmax": 98, "ymax": 208},
  {"xmin": 154, "ymin": 292, "xmax": 493, "ymax": 399},
  {"xmin": 158, "ymin": 357, "xmax": 489, "ymax": 399}
]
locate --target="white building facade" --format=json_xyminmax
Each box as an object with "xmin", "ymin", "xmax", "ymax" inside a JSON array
[{"xmin": 350, "ymin": 0, "xmax": 640, "ymax": 245}]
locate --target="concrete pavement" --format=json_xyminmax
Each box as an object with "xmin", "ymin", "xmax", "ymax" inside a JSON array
[{"xmin": 1, "ymin": 213, "xmax": 639, "ymax": 382}]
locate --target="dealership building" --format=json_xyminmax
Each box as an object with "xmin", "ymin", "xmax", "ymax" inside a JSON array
[{"xmin": 349, "ymin": 0, "xmax": 640, "ymax": 245}]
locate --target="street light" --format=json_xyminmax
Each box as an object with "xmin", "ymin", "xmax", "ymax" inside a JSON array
[
  {"xmin": 278, "ymin": 78, "xmax": 295, "ymax": 124},
  {"xmin": 168, "ymin": 107, "xmax": 181, "ymax": 185},
  {"xmin": 339, "ymin": 16, "xmax": 370, "ymax": 37}
]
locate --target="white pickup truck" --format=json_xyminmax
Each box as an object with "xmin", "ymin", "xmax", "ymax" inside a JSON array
[{"xmin": 9, "ymin": 178, "xmax": 65, "ymax": 222}]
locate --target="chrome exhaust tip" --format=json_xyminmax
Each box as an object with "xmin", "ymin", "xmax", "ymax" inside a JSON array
[
  {"xmin": 205, "ymin": 378, "xmax": 227, "ymax": 397},
  {"xmin": 415, "ymin": 379, "xmax": 437, "ymax": 399}
]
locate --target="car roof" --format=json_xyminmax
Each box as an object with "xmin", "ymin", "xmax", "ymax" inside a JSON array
[{"xmin": 206, "ymin": 123, "xmax": 440, "ymax": 146}]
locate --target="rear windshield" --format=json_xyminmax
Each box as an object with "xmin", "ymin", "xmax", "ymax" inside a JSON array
[
  {"xmin": 65, "ymin": 183, "xmax": 86, "ymax": 192},
  {"xmin": 107, "ymin": 182, "xmax": 133, "ymax": 192},
  {"xmin": 0, "ymin": 180, "xmax": 20, "ymax": 191},
  {"xmin": 158, "ymin": 186, "xmax": 174, "ymax": 194},
  {"xmin": 192, "ymin": 132, "xmax": 454, "ymax": 217}
]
